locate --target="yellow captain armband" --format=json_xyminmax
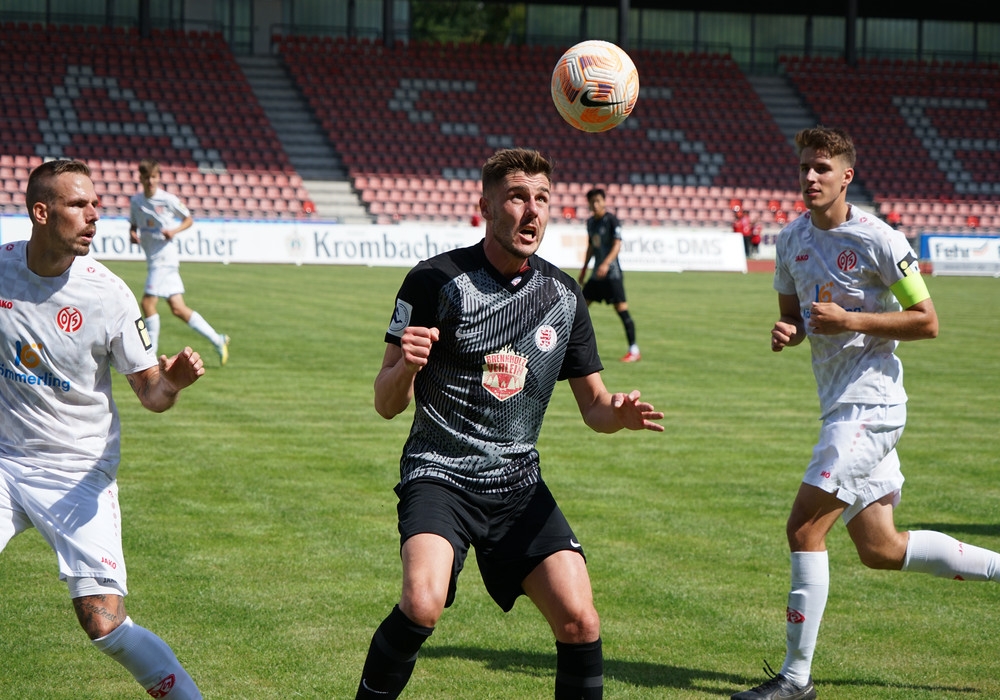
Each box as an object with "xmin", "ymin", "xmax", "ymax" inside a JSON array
[{"xmin": 890, "ymin": 253, "xmax": 930, "ymax": 308}]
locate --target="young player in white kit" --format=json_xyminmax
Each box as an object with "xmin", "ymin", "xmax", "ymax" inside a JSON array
[
  {"xmin": 732, "ymin": 127, "xmax": 1000, "ymax": 700},
  {"xmin": 1, "ymin": 160, "xmax": 205, "ymax": 698},
  {"xmin": 129, "ymin": 158, "xmax": 229, "ymax": 365}
]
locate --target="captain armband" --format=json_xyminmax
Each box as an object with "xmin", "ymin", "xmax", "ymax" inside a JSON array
[{"xmin": 890, "ymin": 252, "xmax": 930, "ymax": 308}]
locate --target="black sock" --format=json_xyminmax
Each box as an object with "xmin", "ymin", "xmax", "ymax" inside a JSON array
[
  {"xmin": 617, "ymin": 309, "xmax": 636, "ymax": 347},
  {"xmin": 356, "ymin": 605, "xmax": 434, "ymax": 699},
  {"xmin": 555, "ymin": 638, "xmax": 603, "ymax": 699}
]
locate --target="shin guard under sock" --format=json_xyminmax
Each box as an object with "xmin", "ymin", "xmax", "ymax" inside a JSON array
[
  {"xmin": 92, "ymin": 616, "xmax": 201, "ymax": 699},
  {"xmin": 356, "ymin": 605, "xmax": 434, "ymax": 699},
  {"xmin": 555, "ymin": 638, "xmax": 603, "ymax": 699}
]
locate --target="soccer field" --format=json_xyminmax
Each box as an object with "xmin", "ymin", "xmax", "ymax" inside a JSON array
[{"xmin": 1, "ymin": 261, "xmax": 997, "ymax": 699}]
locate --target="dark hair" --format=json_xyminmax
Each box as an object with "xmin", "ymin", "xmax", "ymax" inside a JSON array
[
  {"xmin": 138, "ymin": 157, "xmax": 160, "ymax": 179},
  {"xmin": 25, "ymin": 159, "xmax": 92, "ymax": 221},
  {"xmin": 481, "ymin": 148, "xmax": 552, "ymax": 194},
  {"xmin": 586, "ymin": 188, "xmax": 605, "ymax": 202},
  {"xmin": 795, "ymin": 126, "xmax": 856, "ymax": 168}
]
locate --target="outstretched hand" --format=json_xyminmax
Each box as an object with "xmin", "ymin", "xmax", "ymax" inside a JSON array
[{"xmin": 613, "ymin": 390, "xmax": 665, "ymax": 432}]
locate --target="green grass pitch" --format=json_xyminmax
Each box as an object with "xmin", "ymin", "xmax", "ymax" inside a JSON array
[{"xmin": 0, "ymin": 261, "xmax": 997, "ymax": 698}]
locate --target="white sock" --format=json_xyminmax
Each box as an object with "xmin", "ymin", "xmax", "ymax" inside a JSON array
[
  {"xmin": 781, "ymin": 551, "xmax": 829, "ymax": 687},
  {"xmin": 92, "ymin": 616, "xmax": 202, "ymax": 699},
  {"xmin": 902, "ymin": 530, "xmax": 1000, "ymax": 581},
  {"xmin": 187, "ymin": 311, "xmax": 223, "ymax": 348},
  {"xmin": 629, "ymin": 344, "xmax": 640, "ymax": 355},
  {"xmin": 145, "ymin": 314, "xmax": 160, "ymax": 356}
]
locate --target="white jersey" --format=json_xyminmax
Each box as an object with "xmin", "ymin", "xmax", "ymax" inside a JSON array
[
  {"xmin": 129, "ymin": 187, "xmax": 189, "ymax": 269},
  {"xmin": 0, "ymin": 241, "xmax": 155, "ymax": 475},
  {"xmin": 773, "ymin": 205, "xmax": 922, "ymax": 416}
]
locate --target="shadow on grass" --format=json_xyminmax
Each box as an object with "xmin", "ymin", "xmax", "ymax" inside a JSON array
[
  {"xmin": 906, "ymin": 522, "xmax": 1000, "ymax": 538},
  {"xmin": 421, "ymin": 646, "xmax": 981, "ymax": 696}
]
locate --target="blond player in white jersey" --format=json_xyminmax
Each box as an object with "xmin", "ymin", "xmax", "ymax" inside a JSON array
[
  {"xmin": 732, "ymin": 127, "xmax": 1000, "ymax": 700},
  {"xmin": 129, "ymin": 157, "xmax": 229, "ymax": 365},
  {"xmin": 0, "ymin": 160, "xmax": 204, "ymax": 698}
]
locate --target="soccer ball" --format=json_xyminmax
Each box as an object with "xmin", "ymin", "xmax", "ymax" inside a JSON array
[{"xmin": 550, "ymin": 40, "xmax": 639, "ymax": 133}]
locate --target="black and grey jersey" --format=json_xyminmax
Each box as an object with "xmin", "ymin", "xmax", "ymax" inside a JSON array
[
  {"xmin": 585, "ymin": 211, "xmax": 624, "ymax": 280},
  {"xmin": 384, "ymin": 241, "xmax": 603, "ymax": 494}
]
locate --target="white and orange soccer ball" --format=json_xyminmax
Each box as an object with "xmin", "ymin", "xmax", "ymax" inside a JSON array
[{"xmin": 550, "ymin": 40, "xmax": 639, "ymax": 133}]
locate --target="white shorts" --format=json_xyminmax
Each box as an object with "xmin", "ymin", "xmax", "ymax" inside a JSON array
[
  {"xmin": 145, "ymin": 263, "xmax": 185, "ymax": 299},
  {"xmin": 804, "ymin": 403, "xmax": 906, "ymax": 523},
  {"xmin": 0, "ymin": 457, "xmax": 128, "ymax": 595}
]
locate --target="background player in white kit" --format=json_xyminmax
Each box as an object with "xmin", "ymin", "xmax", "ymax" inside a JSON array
[
  {"xmin": 0, "ymin": 160, "xmax": 205, "ymax": 698},
  {"xmin": 732, "ymin": 127, "xmax": 1000, "ymax": 700},
  {"xmin": 129, "ymin": 157, "xmax": 229, "ymax": 365}
]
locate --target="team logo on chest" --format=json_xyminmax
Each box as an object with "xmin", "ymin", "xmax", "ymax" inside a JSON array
[
  {"xmin": 482, "ymin": 345, "xmax": 528, "ymax": 401},
  {"xmin": 56, "ymin": 306, "xmax": 83, "ymax": 333},
  {"xmin": 837, "ymin": 249, "xmax": 858, "ymax": 272}
]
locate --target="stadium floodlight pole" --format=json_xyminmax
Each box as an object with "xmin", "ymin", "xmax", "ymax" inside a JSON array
[
  {"xmin": 845, "ymin": 0, "xmax": 858, "ymax": 66},
  {"xmin": 382, "ymin": 0, "xmax": 393, "ymax": 48},
  {"xmin": 618, "ymin": 0, "xmax": 630, "ymax": 50}
]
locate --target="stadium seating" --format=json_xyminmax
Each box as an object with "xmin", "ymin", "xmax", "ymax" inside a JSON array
[
  {"xmin": 275, "ymin": 36, "xmax": 802, "ymax": 226},
  {"xmin": 4, "ymin": 22, "xmax": 997, "ymax": 232},
  {"xmin": 0, "ymin": 22, "xmax": 309, "ymax": 219},
  {"xmin": 782, "ymin": 55, "xmax": 1000, "ymax": 234}
]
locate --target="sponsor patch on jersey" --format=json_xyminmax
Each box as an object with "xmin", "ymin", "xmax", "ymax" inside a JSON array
[
  {"xmin": 135, "ymin": 317, "xmax": 153, "ymax": 350},
  {"xmin": 534, "ymin": 324, "xmax": 557, "ymax": 352},
  {"xmin": 387, "ymin": 299, "xmax": 412, "ymax": 337},
  {"xmin": 482, "ymin": 346, "xmax": 528, "ymax": 401}
]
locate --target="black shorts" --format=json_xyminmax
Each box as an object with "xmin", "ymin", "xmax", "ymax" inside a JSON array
[
  {"xmin": 395, "ymin": 478, "xmax": 584, "ymax": 612},
  {"xmin": 582, "ymin": 277, "xmax": 627, "ymax": 305}
]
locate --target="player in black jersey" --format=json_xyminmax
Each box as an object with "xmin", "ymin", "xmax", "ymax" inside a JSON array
[
  {"xmin": 578, "ymin": 188, "xmax": 640, "ymax": 362},
  {"xmin": 356, "ymin": 148, "xmax": 664, "ymax": 700}
]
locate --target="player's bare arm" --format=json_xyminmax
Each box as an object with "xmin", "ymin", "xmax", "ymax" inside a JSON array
[
  {"xmin": 374, "ymin": 326, "xmax": 440, "ymax": 419},
  {"xmin": 569, "ymin": 373, "xmax": 664, "ymax": 433},
  {"xmin": 163, "ymin": 214, "xmax": 194, "ymax": 240},
  {"xmin": 578, "ymin": 249, "xmax": 593, "ymax": 284},
  {"xmin": 809, "ymin": 298, "xmax": 938, "ymax": 340},
  {"xmin": 596, "ymin": 238, "xmax": 622, "ymax": 279},
  {"xmin": 127, "ymin": 346, "xmax": 204, "ymax": 412},
  {"xmin": 772, "ymin": 293, "xmax": 806, "ymax": 352}
]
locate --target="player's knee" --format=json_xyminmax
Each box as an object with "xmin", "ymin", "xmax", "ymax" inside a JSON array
[
  {"xmin": 71, "ymin": 592, "xmax": 127, "ymax": 640},
  {"xmin": 556, "ymin": 606, "xmax": 600, "ymax": 644},
  {"xmin": 785, "ymin": 519, "xmax": 813, "ymax": 551},
  {"xmin": 399, "ymin": 591, "xmax": 446, "ymax": 628},
  {"xmin": 69, "ymin": 578, "xmax": 128, "ymax": 638},
  {"xmin": 855, "ymin": 540, "xmax": 905, "ymax": 570}
]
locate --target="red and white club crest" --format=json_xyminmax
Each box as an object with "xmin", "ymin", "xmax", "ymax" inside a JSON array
[
  {"xmin": 534, "ymin": 325, "xmax": 557, "ymax": 352},
  {"xmin": 145, "ymin": 674, "xmax": 176, "ymax": 698},
  {"xmin": 837, "ymin": 249, "xmax": 858, "ymax": 272},
  {"xmin": 56, "ymin": 306, "xmax": 84, "ymax": 333}
]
